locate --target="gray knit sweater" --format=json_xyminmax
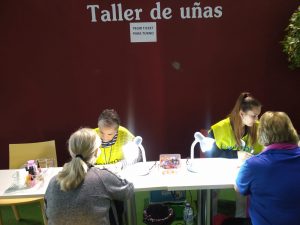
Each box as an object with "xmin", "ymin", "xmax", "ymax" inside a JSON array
[{"xmin": 45, "ymin": 167, "xmax": 134, "ymax": 225}]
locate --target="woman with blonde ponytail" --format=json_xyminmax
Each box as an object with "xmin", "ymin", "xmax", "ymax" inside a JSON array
[
  {"xmin": 57, "ymin": 128, "xmax": 101, "ymax": 191},
  {"xmin": 45, "ymin": 128, "xmax": 134, "ymax": 225}
]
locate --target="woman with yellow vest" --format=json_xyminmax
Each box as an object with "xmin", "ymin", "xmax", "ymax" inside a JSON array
[
  {"xmin": 94, "ymin": 108, "xmax": 137, "ymax": 225},
  {"xmin": 207, "ymin": 92, "xmax": 263, "ymax": 220},
  {"xmin": 207, "ymin": 92, "xmax": 263, "ymax": 158},
  {"xmin": 94, "ymin": 109, "xmax": 138, "ymax": 166}
]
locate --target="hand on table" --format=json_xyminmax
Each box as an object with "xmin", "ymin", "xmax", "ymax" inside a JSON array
[{"xmin": 237, "ymin": 151, "xmax": 253, "ymax": 166}]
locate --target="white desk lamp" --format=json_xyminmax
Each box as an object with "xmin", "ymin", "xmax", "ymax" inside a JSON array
[
  {"xmin": 97, "ymin": 136, "xmax": 147, "ymax": 174},
  {"xmin": 188, "ymin": 132, "xmax": 215, "ymax": 173},
  {"xmin": 122, "ymin": 136, "xmax": 150, "ymax": 176},
  {"xmin": 190, "ymin": 132, "xmax": 215, "ymax": 159},
  {"xmin": 133, "ymin": 136, "xmax": 146, "ymax": 163}
]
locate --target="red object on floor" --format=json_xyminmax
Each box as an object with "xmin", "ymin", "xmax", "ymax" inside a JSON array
[{"xmin": 213, "ymin": 214, "xmax": 230, "ymax": 225}]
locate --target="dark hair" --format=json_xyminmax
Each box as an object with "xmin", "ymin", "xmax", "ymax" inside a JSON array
[
  {"xmin": 229, "ymin": 92, "xmax": 262, "ymax": 146},
  {"xmin": 98, "ymin": 109, "xmax": 120, "ymax": 128}
]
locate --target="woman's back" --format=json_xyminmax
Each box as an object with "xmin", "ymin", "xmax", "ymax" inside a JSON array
[
  {"xmin": 45, "ymin": 167, "xmax": 133, "ymax": 225},
  {"xmin": 245, "ymin": 147, "xmax": 300, "ymax": 225}
]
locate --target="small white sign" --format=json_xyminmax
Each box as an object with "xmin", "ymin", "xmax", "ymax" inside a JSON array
[{"xmin": 130, "ymin": 22, "xmax": 157, "ymax": 43}]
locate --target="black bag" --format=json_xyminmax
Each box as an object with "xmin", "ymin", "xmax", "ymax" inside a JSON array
[{"xmin": 143, "ymin": 203, "xmax": 175, "ymax": 225}]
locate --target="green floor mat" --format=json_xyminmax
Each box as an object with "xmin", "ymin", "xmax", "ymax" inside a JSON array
[
  {"xmin": 0, "ymin": 202, "xmax": 44, "ymax": 225},
  {"xmin": 0, "ymin": 191, "xmax": 235, "ymax": 225}
]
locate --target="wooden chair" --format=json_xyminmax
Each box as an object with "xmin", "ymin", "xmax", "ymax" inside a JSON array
[{"xmin": 0, "ymin": 140, "xmax": 57, "ymax": 225}]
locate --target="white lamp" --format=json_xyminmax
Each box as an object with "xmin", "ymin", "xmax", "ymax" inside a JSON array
[
  {"xmin": 122, "ymin": 136, "xmax": 150, "ymax": 176},
  {"xmin": 133, "ymin": 136, "xmax": 146, "ymax": 163},
  {"xmin": 188, "ymin": 132, "xmax": 215, "ymax": 173},
  {"xmin": 190, "ymin": 132, "xmax": 215, "ymax": 159}
]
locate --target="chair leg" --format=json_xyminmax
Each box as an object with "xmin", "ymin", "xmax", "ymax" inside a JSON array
[
  {"xmin": 39, "ymin": 200, "xmax": 48, "ymax": 225},
  {"xmin": 0, "ymin": 208, "xmax": 3, "ymax": 225},
  {"xmin": 11, "ymin": 205, "xmax": 20, "ymax": 221}
]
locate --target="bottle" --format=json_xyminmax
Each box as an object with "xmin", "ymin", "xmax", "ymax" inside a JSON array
[
  {"xmin": 26, "ymin": 160, "xmax": 37, "ymax": 176},
  {"xmin": 183, "ymin": 202, "xmax": 194, "ymax": 225},
  {"xmin": 25, "ymin": 160, "xmax": 38, "ymax": 187},
  {"xmin": 36, "ymin": 160, "xmax": 42, "ymax": 173}
]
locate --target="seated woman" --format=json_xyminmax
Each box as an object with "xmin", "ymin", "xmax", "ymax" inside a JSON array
[
  {"xmin": 206, "ymin": 92, "xmax": 264, "ymax": 218},
  {"xmin": 45, "ymin": 128, "xmax": 134, "ymax": 225},
  {"xmin": 236, "ymin": 111, "xmax": 300, "ymax": 225},
  {"xmin": 207, "ymin": 92, "xmax": 263, "ymax": 158},
  {"xmin": 95, "ymin": 109, "xmax": 140, "ymax": 225}
]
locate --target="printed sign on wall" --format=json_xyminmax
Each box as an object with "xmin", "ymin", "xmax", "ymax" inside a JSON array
[
  {"xmin": 86, "ymin": 2, "xmax": 223, "ymax": 43},
  {"xmin": 130, "ymin": 22, "xmax": 157, "ymax": 43}
]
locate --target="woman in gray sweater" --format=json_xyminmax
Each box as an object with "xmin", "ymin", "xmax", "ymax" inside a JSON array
[{"xmin": 45, "ymin": 128, "xmax": 134, "ymax": 225}]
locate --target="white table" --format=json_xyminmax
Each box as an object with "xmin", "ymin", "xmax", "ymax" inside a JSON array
[
  {"xmin": 0, "ymin": 168, "xmax": 61, "ymax": 199},
  {"xmin": 121, "ymin": 158, "xmax": 240, "ymax": 225},
  {"xmin": 0, "ymin": 158, "xmax": 240, "ymax": 225}
]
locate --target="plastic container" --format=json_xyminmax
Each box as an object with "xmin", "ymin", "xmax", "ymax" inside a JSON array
[
  {"xmin": 183, "ymin": 202, "xmax": 194, "ymax": 225},
  {"xmin": 159, "ymin": 154, "xmax": 181, "ymax": 175}
]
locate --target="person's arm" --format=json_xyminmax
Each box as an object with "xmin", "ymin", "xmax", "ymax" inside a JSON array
[
  {"xmin": 205, "ymin": 130, "xmax": 238, "ymax": 159},
  {"xmin": 235, "ymin": 160, "xmax": 252, "ymax": 195},
  {"xmin": 101, "ymin": 169, "xmax": 134, "ymax": 201}
]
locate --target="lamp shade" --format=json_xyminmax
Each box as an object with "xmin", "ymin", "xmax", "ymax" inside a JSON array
[{"xmin": 190, "ymin": 132, "xmax": 215, "ymax": 160}]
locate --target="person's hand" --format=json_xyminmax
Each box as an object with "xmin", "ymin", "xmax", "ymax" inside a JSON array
[{"xmin": 237, "ymin": 151, "xmax": 253, "ymax": 166}]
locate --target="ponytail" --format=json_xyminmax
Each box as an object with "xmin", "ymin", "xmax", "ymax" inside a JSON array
[
  {"xmin": 56, "ymin": 128, "xmax": 101, "ymax": 192},
  {"xmin": 56, "ymin": 157, "xmax": 88, "ymax": 192}
]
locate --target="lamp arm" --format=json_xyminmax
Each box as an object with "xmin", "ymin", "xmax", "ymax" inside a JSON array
[
  {"xmin": 139, "ymin": 145, "xmax": 146, "ymax": 163},
  {"xmin": 190, "ymin": 140, "xmax": 198, "ymax": 160}
]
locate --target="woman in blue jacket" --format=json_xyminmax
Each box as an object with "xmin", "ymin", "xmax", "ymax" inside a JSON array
[{"xmin": 236, "ymin": 111, "xmax": 300, "ymax": 225}]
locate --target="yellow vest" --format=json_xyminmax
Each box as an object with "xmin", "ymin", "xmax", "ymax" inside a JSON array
[
  {"xmin": 94, "ymin": 126, "xmax": 134, "ymax": 165},
  {"xmin": 211, "ymin": 118, "xmax": 263, "ymax": 154}
]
